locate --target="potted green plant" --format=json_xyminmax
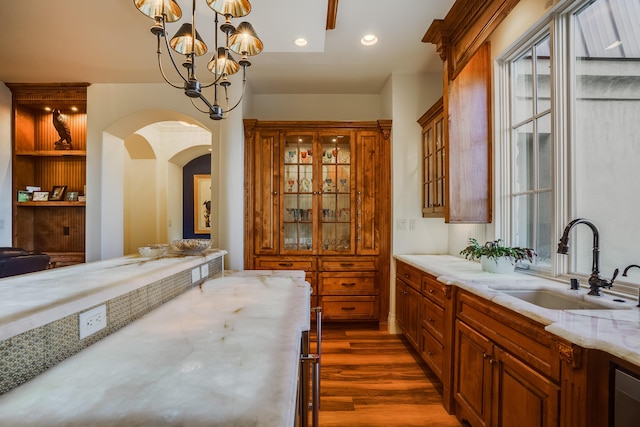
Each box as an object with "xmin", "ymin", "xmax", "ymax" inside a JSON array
[{"xmin": 459, "ymin": 238, "xmax": 536, "ymax": 273}]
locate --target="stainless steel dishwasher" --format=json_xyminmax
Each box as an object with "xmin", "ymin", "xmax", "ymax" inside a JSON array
[{"xmin": 614, "ymin": 368, "xmax": 640, "ymax": 427}]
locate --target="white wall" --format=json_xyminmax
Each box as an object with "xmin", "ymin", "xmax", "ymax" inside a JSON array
[
  {"xmin": 85, "ymin": 84, "xmax": 231, "ymax": 263},
  {"xmin": 0, "ymin": 84, "xmax": 11, "ymax": 246},
  {"xmin": 249, "ymin": 94, "xmax": 381, "ymax": 121},
  {"xmin": 390, "ymin": 72, "xmax": 449, "ymax": 256}
]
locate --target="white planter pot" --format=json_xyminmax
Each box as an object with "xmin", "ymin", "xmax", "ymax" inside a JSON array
[{"xmin": 480, "ymin": 256, "xmax": 516, "ymax": 274}]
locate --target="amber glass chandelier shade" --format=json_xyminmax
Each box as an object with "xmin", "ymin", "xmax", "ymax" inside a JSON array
[
  {"xmin": 169, "ymin": 23, "xmax": 208, "ymax": 56},
  {"xmin": 207, "ymin": 0, "xmax": 251, "ymax": 17},
  {"xmin": 134, "ymin": 0, "xmax": 182, "ymax": 22},
  {"xmin": 228, "ymin": 22, "xmax": 263, "ymax": 56},
  {"xmin": 207, "ymin": 47, "xmax": 240, "ymax": 76}
]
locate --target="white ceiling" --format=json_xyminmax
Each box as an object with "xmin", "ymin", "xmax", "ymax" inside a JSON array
[{"xmin": 0, "ymin": 0, "xmax": 454, "ymax": 94}]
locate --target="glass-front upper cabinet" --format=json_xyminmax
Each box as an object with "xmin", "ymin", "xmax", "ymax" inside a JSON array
[
  {"xmin": 281, "ymin": 131, "xmax": 354, "ymax": 254},
  {"xmin": 319, "ymin": 134, "xmax": 352, "ymax": 254},
  {"xmin": 283, "ymin": 133, "xmax": 315, "ymax": 252},
  {"xmin": 418, "ymin": 97, "xmax": 445, "ymax": 217}
]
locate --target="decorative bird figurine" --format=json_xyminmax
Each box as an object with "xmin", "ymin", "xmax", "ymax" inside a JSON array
[{"xmin": 52, "ymin": 109, "xmax": 72, "ymax": 150}]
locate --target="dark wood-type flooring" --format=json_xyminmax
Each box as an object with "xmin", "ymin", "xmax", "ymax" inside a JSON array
[{"xmin": 310, "ymin": 325, "xmax": 461, "ymax": 427}]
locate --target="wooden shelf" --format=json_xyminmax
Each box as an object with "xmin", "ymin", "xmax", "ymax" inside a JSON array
[
  {"xmin": 17, "ymin": 201, "xmax": 85, "ymax": 207},
  {"xmin": 16, "ymin": 150, "xmax": 86, "ymax": 157}
]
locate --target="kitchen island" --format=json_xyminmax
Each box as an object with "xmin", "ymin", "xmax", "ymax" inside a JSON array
[{"xmin": 0, "ymin": 269, "xmax": 311, "ymax": 426}]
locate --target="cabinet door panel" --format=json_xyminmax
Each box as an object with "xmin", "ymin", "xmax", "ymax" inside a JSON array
[
  {"xmin": 405, "ymin": 285, "xmax": 421, "ymax": 349},
  {"xmin": 253, "ymin": 131, "xmax": 279, "ymax": 254},
  {"xmin": 492, "ymin": 347, "xmax": 560, "ymax": 427},
  {"xmin": 447, "ymin": 42, "xmax": 491, "ymax": 223},
  {"xmin": 356, "ymin": 131, "xmax": 380, "ymax": 255},
  {"xmin": 454, "ymin": 320, "xmax": 492, "ymax": 427}
]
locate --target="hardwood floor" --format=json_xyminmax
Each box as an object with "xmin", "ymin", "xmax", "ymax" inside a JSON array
[{"xmin": 310, "ymin": 325, "xmax": 461, "ymax": 427}]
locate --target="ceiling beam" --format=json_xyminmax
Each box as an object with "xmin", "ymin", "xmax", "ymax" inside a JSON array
[{"xmin": 326, "ymin": 0, "xmax": 338, "ymax": 30}]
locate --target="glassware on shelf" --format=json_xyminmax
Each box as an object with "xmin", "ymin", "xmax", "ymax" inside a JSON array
[
  {"xmin": 287, "ymin": 176, "xmax": 296, "ymax": 192},
  {"xmin": 325, "ymin": 178, "xmax": 333, "ymax": 192},
  {"xmin": 339, "ymin": 178, "xmax": 347, "ymax": 191}
]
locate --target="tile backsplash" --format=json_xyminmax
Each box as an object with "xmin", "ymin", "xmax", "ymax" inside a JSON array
[{"xmin": 0, "ymin": 257, "xmax": 222, "ymax": 395}]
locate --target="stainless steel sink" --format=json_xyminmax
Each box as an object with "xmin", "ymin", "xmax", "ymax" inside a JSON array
[{"xmin": 497, "ymin": 289, "xmax": 623, "ymax": 310}]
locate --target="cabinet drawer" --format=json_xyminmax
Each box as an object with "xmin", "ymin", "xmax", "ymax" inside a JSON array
[
  {"xmin": 322, "ymin": 296, "xmax": 378, "ymax": 320},
  {"xmin": 320, "ymin": 273, "xmax": 376, "ymax": 295},
  {"xmin": 422, "ymin": 274, "xmax": 448, "ymax": 306},
  {"xmin": 396, "ymin": 261, "xmax": 421, "ymax": 292},
  {"xmin": 422, "ymin": 296, "xmax": 445, "ymax": 342},
  {"xmin": 254, "ymin": 257, "xmax": 315, "ymax": 272},
  {"xmin": 421, "ymin": 327, "xmax": 444, "ymax": 380},
  {"xmin": 320, "ymin": 258, "xmax": 377, "ymax": 271}
]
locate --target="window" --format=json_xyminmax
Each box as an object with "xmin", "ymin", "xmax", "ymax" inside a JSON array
[
  {"xmin": 509, "ymin": 35, "xmax": 553, "ymax": 268},
  {"xmin": 501, "ymin": 0, "xmax": 640, "ymax": 293}
]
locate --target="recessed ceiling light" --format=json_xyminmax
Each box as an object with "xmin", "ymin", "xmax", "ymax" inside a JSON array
[
  {"xmin": 361, "ymin": 34, "xmax": 378, "ymax": 46},
  {"xmin": 294, "ymin": 38, "xmax": 308, "ymax": 47}
]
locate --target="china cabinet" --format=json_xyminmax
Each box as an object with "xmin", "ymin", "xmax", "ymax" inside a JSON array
[
  {"xmin": 6, "ymin": 83, "xmax": 88, "ymax": 267},
  {"xmin": 418, "ymin": 97, "xmax": 445, "ymax": 217},
  {"xmin": 244, "ymin": 120, "xmax": 391, "ymax": 326}
]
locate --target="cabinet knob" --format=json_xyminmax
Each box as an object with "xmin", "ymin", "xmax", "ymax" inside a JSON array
[
  {"xmin": 429, "ymin": 318, "xmax": 435, "ymax": 323},
  {"xmin": 273, "ymin": 191, "xmax": 278, "ymax": 195}
]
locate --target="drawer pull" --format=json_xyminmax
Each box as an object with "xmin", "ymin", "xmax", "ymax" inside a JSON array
[
  {"xmin": 404, "ymin": 273, "xmax": 410, "ymax": 278},
  {"xmin": 278, "ymin": 262, "xmax": 293, "ymax": 267},
  {"xmin": 340, "ymin": 263, "xmax": 355, "ymax": 267},
  {"xmin": 341, "ymin": 306, "xmax": 356, "ymax": 311},
  {"xmin": 429, "ymin": 289, "xmax": 435, "ymax": 294},
  {"xmin": 341, "ymin": 282, "xmax": 356, "ymax": 287},
  {"xmin": 428, "ymin": 318, "xmax": 435, "ymax": 323}
]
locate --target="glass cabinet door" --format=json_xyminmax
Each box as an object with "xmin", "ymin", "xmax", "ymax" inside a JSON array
[
  {"xmin": 283, "ymin": 133, "xmax": 315, "ymax": 253},
  {"xmin": 319, "ymin": 133, "xmax": 353, "ymax": 254},
  {"xmin": 434, "ymin": 116, "xmax": 445, "ymax": 211}
]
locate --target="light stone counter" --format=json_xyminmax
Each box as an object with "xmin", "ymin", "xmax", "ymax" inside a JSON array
[
  {"xmin": 395, "ymin": 254, "xmax": 640, "ymax": 366},
  {"xmin": 0, "ymin": 250, "xmax": 226, "ymax": 341},
  {"xmin": 0, "ymin": 270, "xmax": 311, "ymax": 426}
]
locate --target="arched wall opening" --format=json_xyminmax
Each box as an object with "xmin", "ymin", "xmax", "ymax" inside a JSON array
[{"xmin": 99, "ymin": 110, "xmax": 216, "ymax": 258}]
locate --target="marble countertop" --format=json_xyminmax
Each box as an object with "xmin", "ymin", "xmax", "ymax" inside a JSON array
[
  {"xmin": 395, "ymin": 254, "xmax": 640, "ymax": 366},
  {"xmin": 0, "ymin": 250, "xmax": 226, "ymax": 341},
  {"xmin": 0, "ymin": 270, "xmax": 311, "ymax": 426}
]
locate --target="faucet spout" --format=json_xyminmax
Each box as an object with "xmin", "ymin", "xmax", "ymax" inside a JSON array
[
  {"xmin": 557, "ymin": 218, "xmax": 616, "ymax": 296},
  {"xmin": 622, "ymin": 264, "xmax": 640, "ymax": 277}
]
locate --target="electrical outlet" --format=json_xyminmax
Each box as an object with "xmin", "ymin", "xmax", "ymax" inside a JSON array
[
  {"xmin": 409, "ymin": 219, "xmax": 416, "ymax": 230},
  {"xmin": 79, "ymin": 304, "xmax": 107, "ymax": 339},
  {"xmin": 201, "ymin": 263, "xmax": 209, "ymax": 278},
  {"xmin": 397, "ymin": 219, "xmax": 407, "ymax": 230},
  {"xmin": 191, "ymin": 267, "xmax": 201, "ymax": 283}
]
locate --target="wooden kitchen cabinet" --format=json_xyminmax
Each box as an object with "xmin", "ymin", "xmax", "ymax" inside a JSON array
[
  {"xmin": 244, "ymin": 120, "xmax": 391, "ymax": 326},
  {"xmin": 453, "ymin": 290, "xmax": 560, "ymax": 427},
  {"xmin": 396, "ymin": 276, "xmax": 421, "ymax": 349},
  {"xmin": 7, "ymin": 83, "xmax": 88, "ymax": 266},
  {"xmin": 418, "ymin": 97, "xmax": 446, "ymax": 217}
]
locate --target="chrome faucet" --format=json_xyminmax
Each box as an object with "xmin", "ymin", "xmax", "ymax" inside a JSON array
[
  {"xmin": 622, "ymin": 265, "xmax": 640, "ymax": 307},
  {"xmin": 557, "ymin": 218, "xmax": 618, "ymax": 296}
]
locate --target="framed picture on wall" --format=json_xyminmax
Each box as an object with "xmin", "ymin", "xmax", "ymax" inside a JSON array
[{"xmin": 194, "ymin": 174, "xmax": 211, "ymax": 235}]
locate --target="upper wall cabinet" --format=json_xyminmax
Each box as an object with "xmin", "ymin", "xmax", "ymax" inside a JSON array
[
  {"xmin": 422, "ymin": 0, "xmax": 507, "ymax": 223},
  {"xmin": 6, "ymin": 83, "xmax": 89, "ymax": 267},
  {"xmin": 418, "ymin": 97, "xmax": 446, "ymax": 218},
  {"xmin": 446, "ymin": 42, "xmax": 492, "ymax": 223}
]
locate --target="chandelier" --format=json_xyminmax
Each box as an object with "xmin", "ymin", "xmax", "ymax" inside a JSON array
[{"xmin": 134, "ymin": 0, "xmax": 263, "ymax": 120}]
